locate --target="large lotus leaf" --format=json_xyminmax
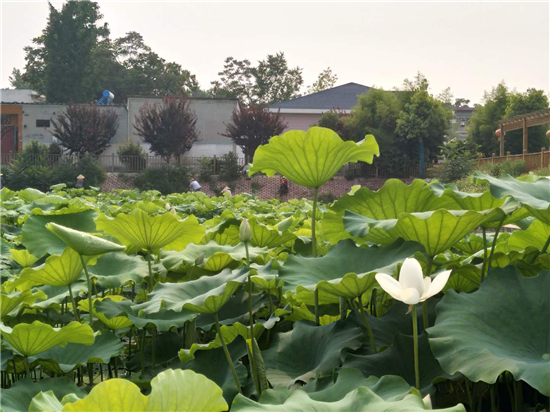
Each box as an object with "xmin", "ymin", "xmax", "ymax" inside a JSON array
[
  {"xmin": 21, "ymin": 210, "xmax": 98, "ymax": 257},
  {"xmin": 161, "ymin": 242, "xmax": 268, "ymax": 273},
  {"xmin": 474, "ymin": 173, "xmax": 550, "ymax": 225},
  {"xmin": 0, "ymin": 289, "xmax": 47, "ymax": 320},
  {"xmin": 231, "ymin": 385, "xmax": 464, "ymax": 411},
  {"xmin": 29, "ymin": 329, "xmax": 123, "ymax": 373},
  {"xmin": 9, "ymin": 249, "xmax": 40, "ymax": 268},
  {"xmin": 346, "ymin": 210, "xmax": 490, "ymax": 254},
  {"xmin": 145, "ymin": 369, "xmax": 228, "ymax": 412},
  {"xmin": 29, "ymin": 281, "xmax": 88, "ymax": 311},
  {"xmin": 18, "ymin": 247, "xmax": 84, "ymax": 287},
  {"xmin": 95, "ymin": 208, "xmax": 205, "ymax": 253},
  {"xmin": 506, "ymin": 219, "xmax": 550, "ymax": 252},
  {"xmin": 0, "ymin": 377, "xmax": 86, "ymax": 412},
  {"xmin": 279, "ymin": 239, "xmax": 424, "ymax": 304},
  {"xmin": 248, "ymin": 127, "xmax": 379, "ymax": 188},
  {"xmin": 1, "ymin": 186, "xmax": 16, "ymax": 201},
  {"xmin": 28, "ymin": 390, "xmax": 65, "ymax": 412},
  {"xmin": 46, "ymin": 223, "xmax": 125, "ymax": 256},
  {"xmin": 427, "ymin": 267, "xmax": 550, "ymax": 396},
  {"xmin": 62, "ymin": 379, "xmax": 148, "ymax": 412},
  {"xmin": 18, "ymin": 188, "xmax": 46, "ymax": 202},
  {"xmin": 142, "ymin": 267, "xmax": 249, "ymax": 314},
  {"xmin": 276, "ymin": 303, "xmax": 341, "ymax": 325},
  {"xmin": 94, "ymin": 297, "xmax": 197, "ymax": 331},
  {"xmin": 343, "ymin": 333, "xmax": 452, "ymax": 394},
  {"xmin": 78, "ymin": 296, "xmax": 134, "ymax": 330},
  {"xmin": 87, "ymin": 252, "xmax": 149, "ymax": 288},
  {"xmin": 0, "ymin": 320, "xmax": 95, "ymax": 357},
  {"xmin": 262, "ymin": 320, "xmax": 363, "ymax": 388},
  {"xmin": 223, "ymin": 220, "xmax": 296, "ymax": 248}
]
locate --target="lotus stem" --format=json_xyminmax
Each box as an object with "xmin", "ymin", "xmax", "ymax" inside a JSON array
[
  {"xmin": 23, "ymin": 357, "xmax": 30, "ymax": 377},
  {"xmin": 67, "ymin": 283, "xmax": 80, "ymax": 322},
  {"xmin": 245, "ymin": 242, "xmax": 260, "ymax": 394},
  {"xmin": 481, "ymin": 228, "xmax": 488, "ymax": 284},
  {"xmin": 79, "ymin": 255, "xmax": 94, "ymax": 327},
  {"xmin": 312, "ymin": 187, "xmax": 319, "ymax": 257},
  {"xmin": 465, "ymin": 379, "xmax": 473, "ymax": 408},
  {"xmin": 87, "ymin": 363, "xmax": 93, "ymax": 385},
  {"xmin": 151, "ymin": 328, "xmax": 156, "ymax": 368},
  {"xmin": 541, "ymin": 235, "xmax": 550, "ymax": 254},
  {"xmin": 411, "ymin": 305, "xmax": 420, "ymax": 390},
  {"xmin": 146, "ymin": 250, "xmax": 154, "ymax": 292},
  {"xmin": 140, "ymin": 328, "xmax": 146, "ymax": 375},
  {"xmin": 267, "ymin": 292, "xmax": 275, "ymax": 342},
  {"xmin": 490, "ymin": 385, "xmax": 497, "ymax": 412},
  {"xmin": 423, "ymin": 256, "xmax": 433, "ymax": 330},
  {"xmin": 486, "ymin": 217, "xmax": 505, "ymax": 277},
  {"xmin": 314, "ymin": 289, "xmax": 319, "ymax": 325},
  {"xmin": 214, "ymin": 313, "xmax": 242, "ymax": 394},
  {"xmin": 358, "ymin": 295, "xmax": 377, "ymax": 353}
]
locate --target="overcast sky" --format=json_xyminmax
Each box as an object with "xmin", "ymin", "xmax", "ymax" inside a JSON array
[{"xmin": 1, "ymin": 1, "xmax": 549, "ymax": 104}]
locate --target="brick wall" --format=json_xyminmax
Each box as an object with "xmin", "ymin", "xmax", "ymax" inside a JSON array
[{"xmin": 101, "ymin": 173, "xmax": 415, "ymax": 199}]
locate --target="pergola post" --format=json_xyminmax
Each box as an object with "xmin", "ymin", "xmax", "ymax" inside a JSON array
[
  {"xmin": 499, "ymin": 123, "xmax": 505, "ymax": 157},
  {"xmin": 523, "ymin": 117, "xmax": 529, "ymax": 157}
]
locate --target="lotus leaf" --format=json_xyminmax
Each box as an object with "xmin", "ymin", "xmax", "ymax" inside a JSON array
[{"xmin": 46, "ymin": 223, "xmax": 125, "ymax": 256}]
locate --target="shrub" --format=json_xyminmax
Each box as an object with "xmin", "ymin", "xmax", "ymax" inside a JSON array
[
  {"xmin": 344, "ymin": 167, "xmax": 356, "ymax": 181},
  {"xmin": 134, "ymin": 164, "xmax": 189, "ymax": 195},
  {"xmin": 318, "ymin": 192, "xmax": 337, "ymax": 204},
  {"xmin": 219, "ymin": 152, "xmax": 241, "ymax": 183},
  {"xmin": 53, "ymin": 155, "xmax": 107, "ymax": 188},
  {"xmin": 479, "ymin": 160, "xmax": 527, "ymax": 178},
  {"xmin": 117, "ymin": 141, "xmax": 146, "ymax": 171},
  {"xmin": 439, "ymin": 140, "xmax": 479, "ymax": 183},
  {"xmin": 198, "ymin": 156, "xmax": 213, "ymax": 184},
  {"xmin": 251, "ymin": 182, "xmax": 262, "ymax": 195}
]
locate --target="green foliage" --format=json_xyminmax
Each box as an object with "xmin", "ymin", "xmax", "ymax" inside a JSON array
[
  {"xmin": 54, "ymin": 155, "xmax": 107, "ymax": 188},
  {"xmin": 134, "ymin": 164, "xmax": 190, "ymax": 195},
  {"xmin": 198, "ymin": 156, "xmax": 214, "ymax": 183},
  {"xmin": 478, "ymin": 160, "xmax": 527, "ymax": 178},
  {"xmin": 439, "ymin": 140, "xmax": 479, "ymax": 183},
  {"xmin": 468, "ymin": 83, "xmax": 550, "ymax": 156},
  {"xmin": 307, "ymin": 67, "xmax": 338, "ymax": 94},
  {"xmin": 219, "ymin": 152, "xmax": 241, "ymax": 182},
  {"xmin": 318, "ymin": 192, "xmax": 337, "ymax": 204},
  {"xmin": 251, "ymin": 182, "xmax": 262, "ymax": 195},
  {"xmin": 117, "ymin": 141, "xmax": 146, "ymax": 171},
  {"xmin": 317, "ymin": 110, "xmax": 352, "ymax": 141}
]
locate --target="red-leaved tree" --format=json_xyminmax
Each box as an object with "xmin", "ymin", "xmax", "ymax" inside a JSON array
[
  {"xmin": 222, "ymin": 102, "xmax": 287, "ymax": 162},
  {"xmin": 133, "ymin": 95, "xmax": 199, "ymax": 163},
  {"xmin": 51, "ymin": 103, "xmax": 118, "ymax": 155}
]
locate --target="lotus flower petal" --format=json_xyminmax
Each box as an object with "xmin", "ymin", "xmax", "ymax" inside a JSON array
[
  {"xmin": 423, "ymin": 270, "xmax": 452, "ymax": 301},
  {"xmin": 400, "ymin": 288, "xmax": 420, "ymax": 305},
  {"xmin": 399, "ymin": 258, "xmax": 425, "ymax": 296},
  {"xmin": 375, "ymin": 273, "xmax": 403, "ymax": 301}
]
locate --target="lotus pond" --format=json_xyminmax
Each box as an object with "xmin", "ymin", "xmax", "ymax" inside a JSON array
[{"xmin": 1, "ymin": 128, "xmax": 549, "ymax": 412}]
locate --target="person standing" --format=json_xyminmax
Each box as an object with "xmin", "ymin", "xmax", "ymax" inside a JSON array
[
  {"xmin": 189, "ymin": 177, "xmax": 202, "ymax": 192},
  {"xmin": 279, "ymin": 176, "xmax": 289, "ymax": 196},
  {"xmin": 75, "ymin": 174, "xmax": 85, "ymax": 189}
]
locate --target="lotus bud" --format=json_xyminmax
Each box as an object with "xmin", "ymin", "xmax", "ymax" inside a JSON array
[
  {"xmin": 171, "ymin": 208, "xmax": 177, "ymax": 216},
  {"xmin": 195, "ymin": 252, "xmax": 205, "ymax": 266},
  {"xmin": 165, "ymin": 203, "xmax": 170, "ymax": 210},
  {"xmin": 239, "ymin": 218, "xmax": 252, "ymax": 243},
  {"xmin": 422, "ymin": 394, "xmax": 432, "ymax": 409}
]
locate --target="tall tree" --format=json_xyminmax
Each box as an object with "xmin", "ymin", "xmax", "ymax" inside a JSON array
[
  {"xmin": 51, "ymin": 103, "xmax": 119, "ymax": 155},
  {"xmin": 395, "ymin": 90, "xmax": 452, "ymax": 177},
  {"xmin": 222, "ymin": 103, "xmax": 287, "ymax": 162},
  {"xmin": 307, "ymin": 67, "xmax": 338, "ymax": 94},
  {"xmin": 134, "ymin": 95, "xmax": 199, "ymax": 162},
  {"xmin": 317, "ymin": 110, "xmax": 351, "ymax": 141},
  {"xmin": 210, "ymin": 52, "xmax": 303, "ymax": 104}
]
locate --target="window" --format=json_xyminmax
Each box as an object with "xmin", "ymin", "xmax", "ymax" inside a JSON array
[
  {"xmin": 36, "ymin": 119, "xmax": 50, "ymax": 127},
  {"xmin": 460, "ymin": 119, "xmax": 466, "ymax": 127}
]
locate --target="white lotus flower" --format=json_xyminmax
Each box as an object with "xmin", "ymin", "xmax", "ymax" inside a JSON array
[{"xmin": 375, "ymin": 258, "xmax": 451, "ymax": 305}]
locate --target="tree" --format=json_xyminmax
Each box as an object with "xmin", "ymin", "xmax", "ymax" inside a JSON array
[
  {"xmin": 317, "ymin": 110, "xmax": 351, "ymax": 141},
  {"xmin": 395, "ymin": 90, "xmax": 452, "ymax": 177},
  {"xmin": 222, "ymin": 103, "xmax": 287, "ymax": 162},
  {"xmin": 51, "ymin": 103, "xmax": 119, "ymax": 155},
  {"xmin": 134, "ymin": 95, "xmax": 199, "ymax": 162},
  {"xmin": 308, "ymin": 67, "xmax": 338, "ymax": 94},
  {"xmin": 454, "ymin": 98, "xmax": 471, "ymax": 107},
  {"xmin": 210, "ymin": 52, "xmax": 303, "ymax": 105}
]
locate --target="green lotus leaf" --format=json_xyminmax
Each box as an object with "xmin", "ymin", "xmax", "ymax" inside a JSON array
[
  {"xmin": 1, "ymin": 186, "xmax": 16, "ymax": 201},
  {"xmin": 427, "ymin": 267, "xmax": 550, "ymax": 396},
  {"xmin": 279, "ymin": 239, "xmax": 424, "ymax": 304},
  {"xmin": 473, "ymin": 173, "xmax": 550, "ymax": 225},
  {"xmin": 50, "ymin": 183, "xmax": 67, "ymax": 192},
  {"xmin": 78, "ymin": 296, "xmax": 134, "ymax": 330},
  {"xmin": 28, "ymin": 390, "xmax": 65, "ymax": 412},
  {"xmin": 94, "ymin": 298, "xmax": 197, "ymax": 331},
  {"xmin": 95, "ymin": 208, "xmax": 205, "ymax": 253},
  {"xmin": 0, "ymin": 321, "xmax": 95, "ymax": 357},
  {"xmin": 18, "ymin": 248, "xmax": 84, "ymax": 287},
  {"xmin": 507, "ymin": 220, "xmax": 550, "ymax": 252},
  {"xmin": 0, "ymin": 289, "xmax": 47, "ymax": 320},
  {"xmin": 223, "ymin": 220, "xmax": 297, "ymax": 248},
  {"xmin": 126, "ymin": 331, "xmax": 182, "ymax": 373},
  {"xmin": 161, "ymin": 242, "xmax": 268, "ymax": 273},
  {"xmin": 142, "ymin": 267, "xmax": 250, "ymax": 314},
  {"xmin": 18, "ymin": 188, "xmax": 46, "ymax": 203},
  {"xmin": 9, "ymin": 249, "xmax": 40, "ymax": 268},
  {"xmin": 343, "ymin": 333, "xmax": 453, "ymax": 394},
  {"xmin": 87, "ymin": 252, "xmax": 149, "ymax": 288},
  {"xmin": 46, "ymin": 223, "xmax": 125, "ymax": 256},
  {"xmin": 21, "ymin": 210, "xmax": 98, "ymax": 257},
  {"xmin": 276, "ymin": 303, "xmax": 341, "ymax": 325},
  {"xmin": 248, "ymin": 127, "xmax": 379, "ymax": 188},
  {"xmin": 62, "ymin": 378, "xmax": 148, "ymax": 412},
  {"xmin": 29, "ymin": 329, "xmax": 123, "ymax": 374},
  {"xmin": 262, "ymin": 320, "xmax": 363, "ymax": 387},
  {"xmin": 345, "ymin": 210, "xmax": 490, "ymax": 254},
  {"xmin": 0, "ymin": 377, "xmax": 85, "ymax": 412},
  {"xmin": 30, "ymin": 281, "xmax": 88, "ymax": 311},
  {"xmin": 145, "ymin": 369, "xmax": 228, "ymax": 412},
  {"xmin": 442, "ymin": 266, "xmax": 480, "ymax": 293}
]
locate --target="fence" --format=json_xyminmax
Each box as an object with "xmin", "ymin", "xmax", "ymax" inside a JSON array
[
  {"xmin": 477, "ymin": 149, "xmax": 550, "ymax": 172},
  {"xmin": 0, "ymin": 152, "xmax": 420, "ymax": 178}
]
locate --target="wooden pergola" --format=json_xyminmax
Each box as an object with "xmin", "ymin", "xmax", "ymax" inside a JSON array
[{"xmin": 498, "ymin": 108, "xmax": 550, "ymax": 156}]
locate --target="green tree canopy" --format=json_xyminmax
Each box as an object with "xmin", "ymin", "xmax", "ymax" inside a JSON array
[{"xmin": 307, "ymin": 67, "xmax": 338, "ymax": 94}]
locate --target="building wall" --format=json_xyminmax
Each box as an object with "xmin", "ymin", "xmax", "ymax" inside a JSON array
[
  {"xmin": 0, "ymin": 105, "xmax": 23, "ymax": 152},
  {"xmin": 1, "ymin": 89, "xmax": 45, "ymax": 103},
  {"xmin": 18, "ymin": 104, "xmax": 128, "ymax": 155},
  {"xmin": 278, "ymin": 113, "xmax": 323, "ymax": 132},
  {"xmin": 128, "ymin": 97, "xmax": 240, "ymax": 157},
  {"xmin": 450, "ymin": 107, "xmax": 475, "ymax": 141}
]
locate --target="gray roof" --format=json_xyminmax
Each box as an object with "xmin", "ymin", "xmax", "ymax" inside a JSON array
[{"xmin": 270, "ymin": 82, "xmax": 370, "ymax": 111}]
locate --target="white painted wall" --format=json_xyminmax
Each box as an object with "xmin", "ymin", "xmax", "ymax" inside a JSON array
[
  {"xmin": 279, "ymin": 112, "xmax": 323, "ymax": 132},
  {"xmin": 1, "ymin": 89, "xmax": 45, "ymax": 103}
]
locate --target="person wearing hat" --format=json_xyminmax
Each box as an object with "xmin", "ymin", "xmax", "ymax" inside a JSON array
[
  {"xmin": 220, "ymin": 186, "xmax": 232, "ymax": 196},
  {"xmin": 75, "ymin": 174, "xmax": 85, "ymax": 189},
  {"xmin": 189, "ymin": 177, "xmax": 202, "ymax": 192}
]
